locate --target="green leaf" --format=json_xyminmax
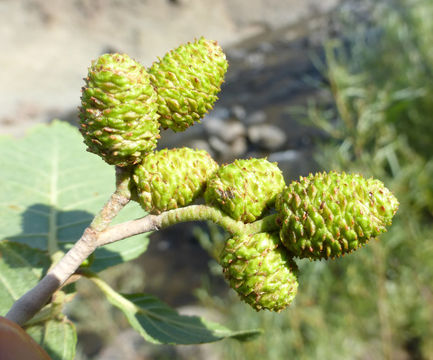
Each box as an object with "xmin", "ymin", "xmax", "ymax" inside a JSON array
[
  {"xmin": 0, "ymin": 240, "xmax": 77, "ymax": 358},
  {"xmin": 0, "ymin": 121, "xmax": 149, "ymax": 265},
  {"xmin": 0, "ymin": 240, "xmax": 51, "ymax": 316},
  {"xmin": 90, "ymin": 275, "xmax": 262, "ymax": 345},
  {"xmin": 26, "ymin": 318, "xmax": 77, "ymax": 360}
]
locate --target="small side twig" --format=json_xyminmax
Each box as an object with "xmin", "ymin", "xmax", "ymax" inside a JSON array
[{"xmin": 97, "ymin": 205, "xmax": 279, "ymax": 247}]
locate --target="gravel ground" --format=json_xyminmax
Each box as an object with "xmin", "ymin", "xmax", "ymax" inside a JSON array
[{"xmin": 0, "ymin": 0, "xmax": 341, "ymax": 136}]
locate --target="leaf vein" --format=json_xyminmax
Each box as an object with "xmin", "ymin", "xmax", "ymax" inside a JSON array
[{"xmin": 0, "ymin": 271, "xmax": 18, "ymax": 300}]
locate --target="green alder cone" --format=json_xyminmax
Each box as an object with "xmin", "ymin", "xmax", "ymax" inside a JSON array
[
  {"xmin": 220, "ymin": 232, "xmax": 299, "ymax": 312},
  {"xmin": 148, "ymin": 37, "xmax": 228, "ymax": 132},
  {"xmin": 276, "ymin": 171, "xmax": 399, "ymax": 260},
  {"xmin": 80, "ymin": 53, "xmax": 160, "ymax": 166},
  {"xmin": 133, "ymin": 147, "xmax": 218, "ymax": 214},
  {"xmin": 204, "ymin": 158, "xmax": 285, "ymax": 223}
]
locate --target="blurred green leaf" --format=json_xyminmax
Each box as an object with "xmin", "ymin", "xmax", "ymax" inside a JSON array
[
  {"xmin": 90, "ymin": 275, "xmax": 261, "ymax": 345},
  {"xmin": 26, "ymin": 318, "xmax": 77, "ymax": 360},
  {"xmin": 0, "ymin": 240, "xmax": 50, "ymax": 316}
]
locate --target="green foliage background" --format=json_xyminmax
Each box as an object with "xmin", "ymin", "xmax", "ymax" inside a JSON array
[{"xmin": 206, "ymin": 0, "xmax": 433, "ymax": 359}]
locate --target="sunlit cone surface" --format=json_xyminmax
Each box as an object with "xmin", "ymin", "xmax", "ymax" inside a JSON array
[
  {"xmin": 220, "ymin": 232, "xmax": 298, "ymax": 312},
  {"xmin": 80, "ymin": 53, "xmax": 160, "ymax": 166},
  {"xmin": 276, "ymin": 171, "xmax": 399, "ymax": 260},
  {"xmin": 133, "ymin": 147, "xmax": 218, "ymax": 214},
  {"xmin": 204, "ymin": 158, "xmax": 285, "ymax": 223},
  {"xmin": 148, "ymin": 37, "xmax": 228, "ymax": 132}
]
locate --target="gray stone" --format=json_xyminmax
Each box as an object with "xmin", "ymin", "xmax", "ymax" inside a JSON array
[
  {"xmin": 244, "ymin": 110, "xmax": 267, "ymax": 125},
  {"xmin": 208, "ymin": 106, "xmax": 230, "ymax": 120},
  {"xmin": 269, "ymin": 149, "xmax": 318, "ymax": 180},
  {"xmin": 248, "ymin": 123, "xmax": 287, "ymax": 150},
  {"xmin": 228, "ymin": 136, "xmax": 248, "ymax": 159},
  {"xmin": 231, "ymin": 104, "xmax": 247, "ymax": 121},
  {"xmin": 204, "ymin": 117, "xmax": 246, "ymax": 143},
  {"xmin": 209, "ymin": 134, "xmax": 248, "ymax": 162},
  {"xmin": 204, "ymin": 117, "xmax": 225, "ymax": 136},
  {"xmin": 209, "ymin": 135, "xmax": 230, "ymax": 155},
  {"xmin": 156, "ymin": 123, "xmax": 206, "ymax": 149},
  {"xmin": 268, "ymin": 149, "xmax": 300, "ymax": 162}
]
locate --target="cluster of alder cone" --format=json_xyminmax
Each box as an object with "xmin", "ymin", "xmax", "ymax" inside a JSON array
[
  {"xmin": 77, "ymin": 37, "xmax": 398, "ymax": 311},
  {"xmin": 0, "ymin": 38, "xmax": 399, "ymax": 359}
]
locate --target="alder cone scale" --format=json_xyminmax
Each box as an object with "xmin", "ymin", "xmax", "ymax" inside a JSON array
[
  {"xmin": 220, "ymin": 232, "xmax": 299, "ymax": 312},
  {"xmin": 148, "ymin": 37, "xmax": 228, "ymax": 132},
  {"xmin": 80, "ymin": 53, "xmax": 160, "ymax": 166},
  {"xmin": 276, "ymin": 171, "xmax": 399, "ymax": 260},
  {"xmin": 204, "ymin": 158, "xmax": 285, "ymax": 223},
  {"xmin": 133, "ymin": 147, "xmax": 218, "ymax": 214}
]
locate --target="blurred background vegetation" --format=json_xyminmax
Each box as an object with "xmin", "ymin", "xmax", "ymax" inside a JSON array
[
  {"xmin": 198, "ymin": 0, "xmax": 433, "ymax": 359},
  {"xmin": 61, "ymin": 0, "xmax": 433, "ymax": 358}
]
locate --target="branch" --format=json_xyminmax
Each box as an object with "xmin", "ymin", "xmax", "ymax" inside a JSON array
[
  {"xmin": 6, "ymin": 191, "xmax": 279, "ymax": 326},
  {"xmin": 90, "ymin": 166, "xmax": 132, "ymax": 231},
  {"xmin": 5, "ymin": 167, "xmax": 132, "ymax": 326},
  {"xmin": 97, "ymin": 205, "xmax": 279, "ymax": 247}
]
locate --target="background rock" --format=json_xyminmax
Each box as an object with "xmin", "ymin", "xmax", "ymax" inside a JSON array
[
  {"xmin": 1, "ymin": 0, "xmax": 341, "ymax": 136},
  {"xmin": 248, "ymin": 123, "xmax": 287, "ymax": 151}
]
